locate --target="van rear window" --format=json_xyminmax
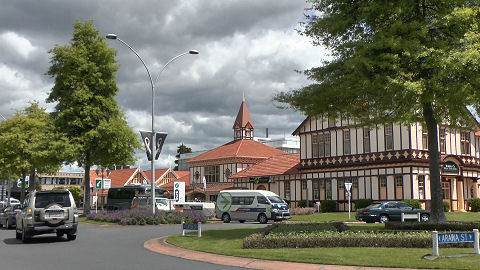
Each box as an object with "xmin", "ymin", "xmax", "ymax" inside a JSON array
[
  {"xmin": 232, "ymin": 196, "xmax": 254, "ymax": 205},
  {"xmin": 35, "ymin": 193, "xmax": 71, "ymax": 208}
]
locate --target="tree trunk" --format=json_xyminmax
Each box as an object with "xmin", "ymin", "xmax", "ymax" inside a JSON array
[
  {"xmin": 423, "ymin": 102, "xmax": 447, "ymax": 223},
  {"xmin": 83, "ymin": 154, "xmax": 91, "ymax": 215},
  {"xmin": 29, "ymin": 168, "xmax": 36, "ymax": 192}
]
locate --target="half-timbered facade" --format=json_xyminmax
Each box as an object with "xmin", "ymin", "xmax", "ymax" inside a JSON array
[{"xmin": 291, "ymin": 117, "xmax": 480, "ymax": 210}]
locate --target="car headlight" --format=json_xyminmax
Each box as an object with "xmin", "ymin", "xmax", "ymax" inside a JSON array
[{"xmin": 272, "ymin": 208, "xmax": 279, "ymax": 213}]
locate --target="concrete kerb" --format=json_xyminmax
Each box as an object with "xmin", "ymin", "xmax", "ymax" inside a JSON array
[{"xmin": 144, "ymin": 236, "xmax": 419, "ymax": 270}]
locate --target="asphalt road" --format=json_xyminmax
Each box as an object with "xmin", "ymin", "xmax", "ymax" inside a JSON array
[{"xmin": 0, "ymin": 221, "xmax": 265, "ymax": 270}]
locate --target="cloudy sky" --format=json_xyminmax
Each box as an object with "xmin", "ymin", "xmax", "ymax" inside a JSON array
[{"xmin": 0, "ymin": 0, "xmax": 328, "ymax": 171}]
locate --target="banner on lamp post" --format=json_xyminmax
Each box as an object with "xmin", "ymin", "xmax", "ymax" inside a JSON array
[
  {"xmin": 140, "ymin": 131, "xmax": 168, "ymax": 161},
  {"xmin": 174, "ymin": 182, "xmax": 185, "ymax": 203}
]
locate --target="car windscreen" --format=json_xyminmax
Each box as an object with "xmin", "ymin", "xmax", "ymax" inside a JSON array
[
  {"xmin": 366, "ymin": 203, "xmax": 382, "ymax": 209},
  {"xmin": 267, "ymin": 196, "xmax": 285, "ymax": 204},
  {"xmin": 35, "ymin": 193, "xmax": 71, "ymax": 208}
]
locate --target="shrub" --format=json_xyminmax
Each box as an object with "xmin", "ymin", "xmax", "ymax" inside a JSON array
[
  {"xmin": 264, "ymin": 222, "xmax": 349, "ymax": 235},
  {"xmin": 320, "ymin": 200, "xmax": 337, "ymax": 212},
  {"xmin": 385, "ymin": 221, "xmax": 480, "ymax": 231},
  {"xmin": 354, "ymin": 199, "xmax": 372, "ymax": 209},
  {"xmin": 443, "ymin": 201, "xmax": 450, "ymax": 212},
  {"xmin": 290, "ymin": 208, "xmax": 316, "ymax": 215},
  {"xmin": 402, "ymin": 199, "xmax": 421, "ymax": 209},
  {"xmin": 468, "ymin": 198, "xmax": 480, "ymax": 212},
  {"xmin": 86, "ymin": 208, "xmax": 193, "ymax": 225},
  {"xmin": 297, "ymin": 200, "xmax": 314, "ymax": 208},
  {"xmin": 243, "ymin": 230, "xmax": 436, "ymax": 249}
]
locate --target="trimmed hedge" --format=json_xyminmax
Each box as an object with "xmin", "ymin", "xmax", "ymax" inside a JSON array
[
  {"xmin": 320, "ymin": 200, "xmax": 337, "ymax": 212},
  {"xmin": 243, "ymin": 231, "xmax": 435, "ymax": 249},
  {"xmin": 402, "ymin": 199, "xmax": 421, "ymax": 209},
  {"xmin": 354, "ymin": 199, "xmax": 372, "ymax": 210},
  {"xmin": 297, "ymin": 200, "xmax": 315, "ymax": 208},
  {"xmin": 385, "ymin": 221, "xmax": 480, "ymax": 231},
  {"xmin": 86, "ymin": 209, "xmax": 205, "ymax": 225},
  {"xmin": 443, "ymin": 201, "xmax": 450, "ymax": 212},
  {"xmin": 467, "ymin": 198, "xmax": 480, "ymax": 212},
  {"xmin": 263, "ymin": 222, "xmax": 348, "ymax": 235}
]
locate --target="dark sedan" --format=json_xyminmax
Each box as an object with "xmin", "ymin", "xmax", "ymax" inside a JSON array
[
  {"xmin": 355, "ymin": 201, "xmax": 430, "ymax": 223},
  {"xmin": 0, "ymin": 204, "xmax": 22, "ymax": 229}
]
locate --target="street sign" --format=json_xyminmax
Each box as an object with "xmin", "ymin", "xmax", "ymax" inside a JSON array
[
  {"xmin": 95, "ymin": 179, "xmax": 102, "ymax": 189},
  {"xmin": 103, "ymin": 179, "xmax": 111, "ymax": 189},
  {"xmin": 438, "ymin": 232, "xmax": 474, "ymax": 244},
  {"xmin": 344, "ymin": 182, "xmax": 352, "ymax": 192},
  {"xmin": 174, "ymin": 182, "xmax": 185, "ymax": 203}
]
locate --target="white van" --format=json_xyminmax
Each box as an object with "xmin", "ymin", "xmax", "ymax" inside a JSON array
[{"xmin": 215, "ymin": 190, "xmax": 290, "ymax": 224}]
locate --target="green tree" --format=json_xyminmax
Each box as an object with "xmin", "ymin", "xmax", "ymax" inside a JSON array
[
  {"xmin": 174, "ymin": 143, "xmax": 192, "ymax": 171},
  {"xmin": 276, "ymin": 1, "xmax": 480, "ymax": 223},
  {"xmin": 0, "ymin": 103, "xmax": 67, "ymax": 202},
  {"xmin": 46, "ymin": 21, "xmax": 140, "ymax": 214},
  {"xmin": 53, "ymin": 186, "xmax": 83, "ymax": 202}
]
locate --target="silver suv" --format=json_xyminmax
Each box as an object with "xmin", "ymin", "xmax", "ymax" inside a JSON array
[{"xmin": 16, "ymin": 190, "xmax": 78, "ymax": 242}]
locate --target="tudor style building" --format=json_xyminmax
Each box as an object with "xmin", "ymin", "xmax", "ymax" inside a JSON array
[
  {"xmin": 230, "ymin": 116, "xmax": 480, "ymax": 211},
  {"xmin": 188, "ymin": 98, "xmax": 286, "ymax": 202}
]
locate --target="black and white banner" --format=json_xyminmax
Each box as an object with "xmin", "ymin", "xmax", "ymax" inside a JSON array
[{"xmin": 140, "ymin": 131, "xmax": 168, "ymax": 161}]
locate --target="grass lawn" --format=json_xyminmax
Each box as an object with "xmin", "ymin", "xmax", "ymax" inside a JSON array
[
  {"xmin": 167, "ymin": 227, "xmax": 480, "ymax": 269},
  {"xmin": 290, "ymin": 212, "xmax": 480, "ymax": 222}
]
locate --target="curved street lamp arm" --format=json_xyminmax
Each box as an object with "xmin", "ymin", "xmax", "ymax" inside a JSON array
[
  {"xmin": 116, "ymin": 37, "xmax": 155, "ymax": 89},
  {"xmin": 153, "ymin": 52, "xmax": 189, "ymax": 85}
]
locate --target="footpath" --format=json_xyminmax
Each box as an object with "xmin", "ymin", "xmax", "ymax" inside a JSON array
[{"xmin": 144, "ymin": 236, "xmax": 420, "ymax": 270}]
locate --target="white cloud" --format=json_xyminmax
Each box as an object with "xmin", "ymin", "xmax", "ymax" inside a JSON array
[{"xmin": 0, "ymin": 31, "xmax": 36, "ymax": 59}]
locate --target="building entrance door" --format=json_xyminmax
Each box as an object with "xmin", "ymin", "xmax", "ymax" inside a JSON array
[{"xmin": 441, "ymin": 179, "xmax": 451, "ymax": 212}]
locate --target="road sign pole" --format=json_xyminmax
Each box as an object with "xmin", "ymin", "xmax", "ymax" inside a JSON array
[{"xmin": 348, "ymin": 192, "xmax": 351, "ymax": 220}]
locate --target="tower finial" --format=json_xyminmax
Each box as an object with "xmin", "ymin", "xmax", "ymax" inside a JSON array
[{"xmin": 242, "ymin": 92, "xmax": 245, "ymax": 102}]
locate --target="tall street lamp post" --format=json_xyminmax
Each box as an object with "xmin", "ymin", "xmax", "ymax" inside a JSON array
[{"xmin": 106, "ymin": 33, "xmax": 198, "ymax": 214}]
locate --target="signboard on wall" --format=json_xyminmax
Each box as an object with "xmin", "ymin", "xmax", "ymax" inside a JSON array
[{"xmin": 442, "ymin": 161, "xmax": 459, "ymax": 174}]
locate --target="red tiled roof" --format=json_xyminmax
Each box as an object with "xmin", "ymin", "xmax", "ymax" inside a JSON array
[
  {"xmin": 143, "ymin": 169, "xmax": 169, "ymax": 183},
  {"xmin": 229, "ymin": 153, "xmax": 300, "ymax": 179},
  {"xmin": 159, "ymin": 171, "xmax": 190, "ymax": 189},
  {"xmin": 476, "ymin": 131, "xmax": 480, "ymax": 136},
  {"xmin": 88, "ymin": 168, "xmax": 140, "ymax": 188},
  {"xmin": 233, "ymin": 100, "xmax": 254, "ymax": 129},
  {"xmin": 187, "ymin": 139, "xmax": 286, "ymax": 163}
]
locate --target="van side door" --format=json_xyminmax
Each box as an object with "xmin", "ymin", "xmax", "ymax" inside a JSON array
[{"xmin": 256, "ymin": 196, "xmax": 270, "ymax": 218}]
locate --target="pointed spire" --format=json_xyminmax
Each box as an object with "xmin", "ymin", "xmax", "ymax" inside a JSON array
[{"xmin": 233, "ymin": 96, "xmax": 254, "ymax": 140}]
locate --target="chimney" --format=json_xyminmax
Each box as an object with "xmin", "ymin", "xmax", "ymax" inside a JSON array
[{"xmin": 266, "ymin": 128, "xmax": 269, "ymax": 138}]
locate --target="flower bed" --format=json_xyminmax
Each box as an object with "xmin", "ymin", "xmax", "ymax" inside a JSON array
[
  {"xmin": 243, "ymin": 222, "xmax": 474, "ymax": 249},
  {"xmin": 86, "ymin": 209, "xmax": 205, "ymax": 225}
]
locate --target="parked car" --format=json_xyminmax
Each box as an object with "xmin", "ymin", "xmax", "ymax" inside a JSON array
[
  {"xmin": 0, "ymin": 204, "xmax": 22, "ymax": 229},
  {"xmin": 355, "ymin": 201, "xmax": 430, "ymax": 223},
  {"xmin": 16, "ymin": 189, "xmax": 78, "ymax": 242},
  {"xmin": 0, "ymin": 198, "xmax": 20, "ymax": 209}
]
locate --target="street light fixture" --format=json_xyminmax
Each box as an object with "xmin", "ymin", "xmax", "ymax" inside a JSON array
[{"xmin": 106, "ymin": 33, "xmax": 198, "ymax": 214}]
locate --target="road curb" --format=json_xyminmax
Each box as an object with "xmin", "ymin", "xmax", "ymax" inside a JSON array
[{"xmin": 144, "ymin": 236, "xmax": 418, "ymax": 270}]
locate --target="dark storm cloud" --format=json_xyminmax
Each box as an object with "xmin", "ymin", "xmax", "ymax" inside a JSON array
[{"xmin": 0, "ymin": 0, "xmax": 327, "ymax": 169}]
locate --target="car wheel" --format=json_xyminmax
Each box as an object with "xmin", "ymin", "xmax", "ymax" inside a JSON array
[
  {"xmin": 258, "ymin": 213, "xmax": 268, "ymax": 224},
  {"xmin": 222, "ymin": 213, "xmax": 231, "ymax": 223},
  {"xmin": 379, "ymin": 214, "xmax": 389, "ymax": 224},
  {"xmin": 16, "ymin": 230, "xmax": 21, "ymax": 240},
  {"xmin": 67, "ymin": 233, "xmax": 76, "ymax": 241},
  {"xmin": 421, "ymin": 213, "xmax": 430, "ymax": 222},
  {"xmin": 56, "ymin": 231, "xmax": 64, "ymax": 238},
  {"xmin": 239, "ymin": 220, "xmax": 245, "ymax": 223},
  {"xmin": 6, "ymin": 219, "xmax": 10, "ymax": 229},
  {"xmin": 22, "ymin": 223, "xmax": 31, "ymax": 243}
]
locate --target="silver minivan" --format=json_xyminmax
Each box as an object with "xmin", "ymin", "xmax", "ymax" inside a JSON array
[{"xmin": 216, "ymin": 190, "xmax": 290, "ymax": 224}]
